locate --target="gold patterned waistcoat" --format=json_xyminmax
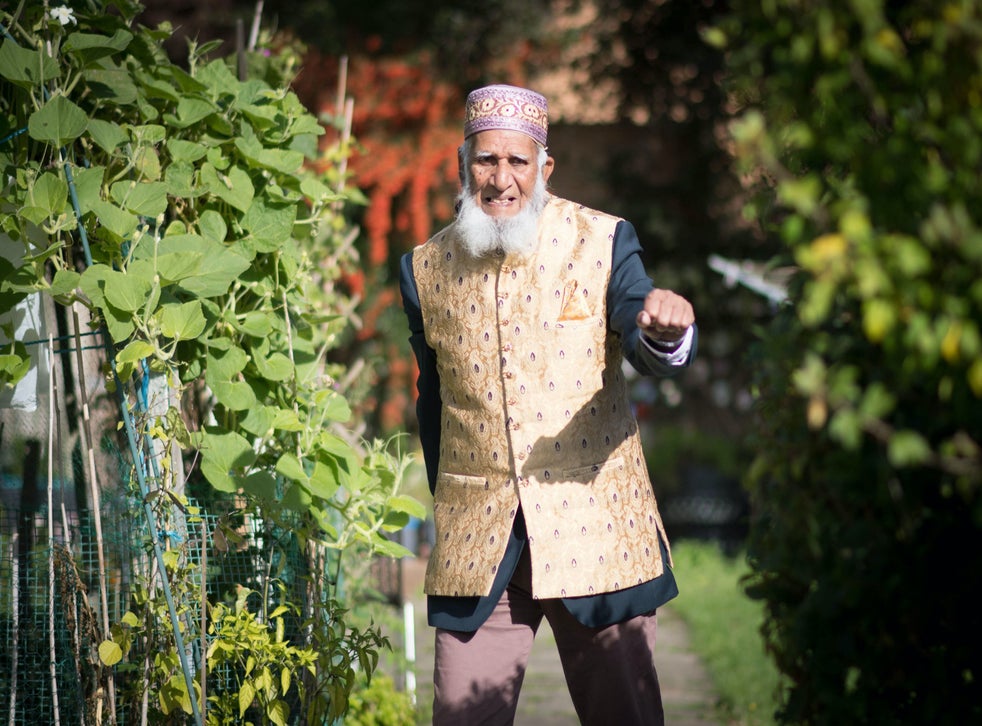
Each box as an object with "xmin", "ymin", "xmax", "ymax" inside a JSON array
[{"xmin": 413, "ymin": 196, "xmax": 670, "ymax": 599}]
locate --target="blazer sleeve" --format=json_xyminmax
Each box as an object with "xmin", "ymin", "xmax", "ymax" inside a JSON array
[
  {"xmin": 607, "ymin": 220, "xmax": 697, "ymax": 376},
  {"xmin": 399, "ymin": 250, "xmax": 442, "ymax": 495}
]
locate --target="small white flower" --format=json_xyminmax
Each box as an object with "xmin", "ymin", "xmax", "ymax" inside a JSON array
[{"xmin": 49, "ymin": 6, "xmax": 77, "ymax": 26}]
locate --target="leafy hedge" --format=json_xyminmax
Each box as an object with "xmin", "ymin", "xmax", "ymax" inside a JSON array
[{"xmin": 717, "ymin": 1, "xmax": 982, "ymax": 723}]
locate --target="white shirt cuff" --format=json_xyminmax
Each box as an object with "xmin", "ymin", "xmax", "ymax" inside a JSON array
[{"xmin": 641, "ymin": 325, "xmax": 694, "ymax": 367}]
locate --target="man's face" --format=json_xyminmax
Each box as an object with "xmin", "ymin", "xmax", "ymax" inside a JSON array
[{"xmin": 466, "ymin": 130, "xmax": 554, "ymax": 219}]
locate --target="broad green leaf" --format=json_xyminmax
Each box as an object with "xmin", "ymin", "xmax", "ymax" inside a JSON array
[
  {"xmin": 308, "ymin": 459, "xmax": 339, "ymax": 499},
  {"xmin": 49, "ymin": 269, "xmax": 81, "ymax": 297},
  {"xmin": 87, "ymin": 119, "xmax": 128, "ymax": 153},
  {"xmin": 0, "ymin": 350, "xmax": 31, "ymax": 388},
  {"xmin": 178, "ymin": 251, "xmax": 250, "ymax": 298},
  {"xmin": 79, "ymin": 264, "xmax": 111, "ymax": 308},
  {"xmin": 206, "ymin": 345, "xmax": 249, "ymax": 382},
  {"xmin": 317, "ymin": 432, "xmax": 357, "ymax": 460},
  {"xmin": 200, "ymin": 459, "xmax": 236, "ymax": 492},
  {"xmin": 116, "ymin": 340, "xmax": 154, "ymax": 364},
  {"xmin": 319, "ymin": 391, "xmax": 352, "ymax": 423},
  {"xmin": 300, "ymin": 176, "xmax": 332, "ymax": 202},
  {"xmin": 0, "ymin": 41, "xmax": 60, "ymax": 86},
  {"xmin": 382, "ymin": 510, "xmax": 410, "ymax": 531},
  {"xmin": 164, "ymin": 97, "xmax": 216, "ymax": 129},
  {"xmin": 240, "ymin": 405, "xmax": 275, "ymax": 436},
  {"xmin": 254, "ymin": 351, "xmax": 293, "ymax": 381},
  {"xmin": 133, "ymin": 146, "xmax": 161, "ymax": 181},
  {"xmin": 29, "ymin": 96, "xmax": 88, "ymax": 146},
  {"xmin": 129, "ymin": 124, "xmax": 167, "ymax": 144},
  {"xmin": 157, "ymin": 300, "xmax": 206, "ymax": 340},
  {"xmin": 88, "ymin": 199, "xmax": 138, "ymax": 240},
  {"xmin": 275, "ymin": 452, "xmax": 308, "ymax": 485},
  {"xmin": 234, "ymin": 311, "xmax": 273, "ymax": 337},
  {"xmin": 241, "ymin": 471, "xmax": 278, "ymax": 499},
  {"xmin": 163, "ymin": 162, "xmax": 195, "ymax": 198},
  {"xmin": 197, "ymin": 59, "xmax": 239, "ymax": 96},
  {"xmin": 887, "ymin": 430, "xmax": 932, "ymax": 467},
  {"xmin": 201, "ymin": 163, "xmax": 254, "ymax": 212},
  {"xmin": 211, "ymin": 380, "xmax": 257, "ymax": 410},
  {"xmin": 242, "ymin": 199, "xmax": 296, "ymax": 252},
  {"xmin": 134, "ymin": 72, "xmax": 180, "ymax": 103},
  {"xmin": 103, "ymin": 270, "xmax": 151, "ymax": 313},
  {"xmin": 271, "ymin": 408, "xmax": 304, "ymax": 432},
  {"xmin": 387, "ymin": 494, "xmax": 427, "ymax": 520},
  {"xmin": 201, "ymin": 427, "xmax": 256, "ymax": 472},
  {"xmin": 198, "ymin": 210, "xmax": 228, "ymax": 242},
  {"xmin": 62, "ymin": 29, "xmax": 133, "ymax": 63},
  {"xmin": 70, "ymin": 165, "xmax": 104, "ymax": 210},
  {"xmin": 166, "ymin": 138, "xmax": 208, "ymax": 163},
  {"xmin": 372, "ymin": 537, "xmax": 413, "ymax": 559},
  {"xmin": 281, "ymin": 481, "xmax": 312, "ymax": 510},
  {"xmin": 28, "ymin": 172, "xmax": 68, "ymax": 220},
  {"xmin": 103, "ymin": 304, "xmax": 135, "ymax": 343},
  {"xmin": 154, "ymin": 252, "xmax": 202, "ymax": 284},
  {"xmin": 98, "ymin": 640, "xmax": 123, "ymax": 666},
  {"xmin": 109, "ymin": 180, "xmax": 168, "ymax": 218},
  {"xmin": 83, "ymin": 67, "xmax": 138, "ymax": 105},
  {"xmin": 235, "ymin": 136, "xmax": 304, "ymax": 174}
]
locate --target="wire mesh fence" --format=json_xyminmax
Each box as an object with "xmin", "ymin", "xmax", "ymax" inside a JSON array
[{"xmin": 0, "ymin": 495, "xmax": 344, "ymax": 725}]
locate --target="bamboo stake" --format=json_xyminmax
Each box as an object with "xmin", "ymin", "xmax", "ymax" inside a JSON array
[
  {"xmin": 47, "ymin": 337, "xmax": 62, "ymax": 726},
  {"xmin": 247, "ymin": 0, "xmax": 264, "ymax": 52},
  {"xmin": 60, "ymin": 501, "xmax": 87, "ymax": 726},
  {"xmin": 8, "ymin": 531, "xmax": 18, "ymax": 726},
  {"xmin": 71, "ymin": 306, "xmax": 117, "ymax": 716},
  {"xmin": 199, "ymin": 516, "xmax": 208, "ymax": 720}
]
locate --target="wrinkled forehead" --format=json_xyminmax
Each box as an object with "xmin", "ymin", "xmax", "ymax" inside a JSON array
[{"xmin": 467, "ymin": 129, "xmax": 541, "ymax": 161}]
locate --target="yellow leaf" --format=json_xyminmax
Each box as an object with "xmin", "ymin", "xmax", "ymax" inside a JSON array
[
  {"xmin": 941, "ymin": 320, "xmax": 962, "ymax": 362},
  {"xmin": 863, "ymin": 299, "xmax": 896, "ymax": 343},
  {"xmin": 807, "ymin": 395, "xmax": 828, "ymax": 429}
]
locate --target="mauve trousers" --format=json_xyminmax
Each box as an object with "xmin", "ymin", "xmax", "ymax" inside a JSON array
[{"xmin": 432, "ymin": 544, "xmax": 664, "ymax": 726}]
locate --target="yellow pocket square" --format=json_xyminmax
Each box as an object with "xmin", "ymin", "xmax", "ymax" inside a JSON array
[{"xmin": 557, "ymin": 280, "xmax": 592, "ymax": 322}]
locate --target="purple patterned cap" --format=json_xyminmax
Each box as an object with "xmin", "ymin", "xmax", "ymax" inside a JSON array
[{"xmin": 463, "ymin": 84, "xmax": 549, "ymax": 146}]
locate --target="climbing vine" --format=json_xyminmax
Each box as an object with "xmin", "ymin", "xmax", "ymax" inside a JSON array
[{"xmin": 0, "ymin": 0, "xmax": 421, "ymax": 721}]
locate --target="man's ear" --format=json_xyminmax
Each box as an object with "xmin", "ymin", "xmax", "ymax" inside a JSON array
[
  {"xmin": 542, "ymin": 155, "xmax": 556, "ymax": 184},
  {"xmin": 457, "ymin": 145, "xmax": 466, "ymax": 187}
]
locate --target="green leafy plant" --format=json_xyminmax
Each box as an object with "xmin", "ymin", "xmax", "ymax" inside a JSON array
[
  {"xmin": 1, "ymin": 0, "xmax": 423, "ymax": 722},
  {"xmin": 715, "ymin": 0, "xmax": 982, "ymax": 722}
]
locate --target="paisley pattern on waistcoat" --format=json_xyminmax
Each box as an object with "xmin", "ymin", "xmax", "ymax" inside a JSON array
[{"xmin": 413, "ymin": 196, "xmax": 669, "ymax": 599}]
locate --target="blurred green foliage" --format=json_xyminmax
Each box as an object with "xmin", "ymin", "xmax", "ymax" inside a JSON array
[{"xmin": 721, "ymin": 0, "xmax": 982, "ymax": 722}]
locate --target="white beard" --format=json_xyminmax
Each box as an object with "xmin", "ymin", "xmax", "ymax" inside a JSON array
[{"xmin": 455, "ymin": 175, "xmax": 548, "ymax": 258}]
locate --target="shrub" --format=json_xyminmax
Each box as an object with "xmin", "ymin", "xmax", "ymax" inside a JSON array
[{"xmin": 717, "ymin": 1, "xmax": 982, "ymax": 723}]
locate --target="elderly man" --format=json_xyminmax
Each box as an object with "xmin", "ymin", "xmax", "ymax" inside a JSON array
[{"xmin": 399, "ymin": 84, "xmax": 696, "ymax": 725}]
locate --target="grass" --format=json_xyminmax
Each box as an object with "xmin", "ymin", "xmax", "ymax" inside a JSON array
[{"xmin": 669, "ymin": 539, "xmax": 786, "ymax": 726}]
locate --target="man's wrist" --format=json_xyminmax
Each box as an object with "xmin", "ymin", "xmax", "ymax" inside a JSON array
[{"xmin": 640, "ymin": 325, "xmax": 694, "ymax": 364}]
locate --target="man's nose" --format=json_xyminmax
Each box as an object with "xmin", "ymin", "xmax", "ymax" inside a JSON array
[{"xmin": 490, "ymin": 162, "xmax": 513, "ymax": 189}]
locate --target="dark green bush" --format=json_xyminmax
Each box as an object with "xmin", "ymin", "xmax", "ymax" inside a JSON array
[{"xmin": 719, "ymin": 1, "xmax": 982, "ymax": 723}]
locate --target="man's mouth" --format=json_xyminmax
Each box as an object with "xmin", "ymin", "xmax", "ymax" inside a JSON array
[{"xmin": 484, "ymin": 196, "xmax": 516, "ymax": 208}]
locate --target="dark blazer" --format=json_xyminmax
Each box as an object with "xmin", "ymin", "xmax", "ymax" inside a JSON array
[{"xmin": 400, "ymin": 218, "xmax": 697, "ymax": 631}]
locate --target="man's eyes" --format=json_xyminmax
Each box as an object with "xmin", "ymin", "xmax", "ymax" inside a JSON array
[{"xmin": 474, "ymin": 156, "xmax": 529, "ymax": 166}]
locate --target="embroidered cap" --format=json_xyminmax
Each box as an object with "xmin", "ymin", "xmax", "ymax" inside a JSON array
[{"xmin": 464, "ymin": 84, "xmax": 549, "ymax": 147}]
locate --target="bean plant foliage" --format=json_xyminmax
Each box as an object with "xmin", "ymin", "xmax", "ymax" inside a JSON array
[
  {"xmin": 0, "ymin": 0, "xmax": 422, "ymax": 722},
  {"xmin": 714, "ymin": 0, "xmax": 982, "ymax": 723}
]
